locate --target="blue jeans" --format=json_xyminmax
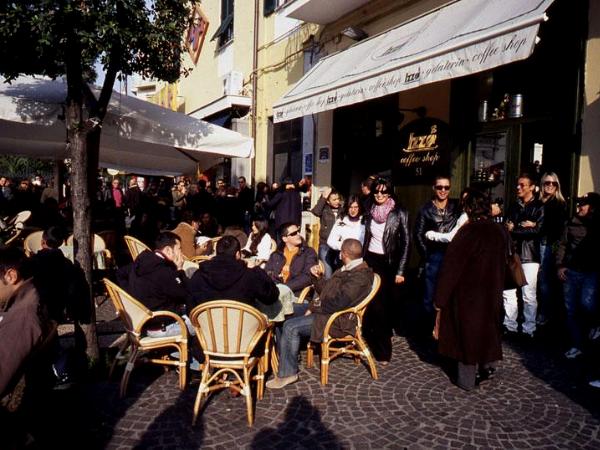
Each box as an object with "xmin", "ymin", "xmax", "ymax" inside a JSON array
[
  {"xmin": 537, "ymin": 242, "xmax": 556, "ymax": 322},
  {"xmin": 319, "ymin": 244, "xmax": 336, "ymax": 279},
  {"xmin": 277, "ymin": 304, "xmax": 313, "ymax": 378},
  {"xmin": 423, "ymin": 251, "xmax": 445, "ymax": 314},
  {"xmin": 563, "ymin": 269, "xmax": 599, "ymax": 348},
  {"xmin": 146, "ymin": 314, "xmax": 195, "ymax": 338}
]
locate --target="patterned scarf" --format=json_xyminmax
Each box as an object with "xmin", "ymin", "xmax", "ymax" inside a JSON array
[{"xmin": 371, "ymin": 197, "xmax": 395, "ymax": 224}]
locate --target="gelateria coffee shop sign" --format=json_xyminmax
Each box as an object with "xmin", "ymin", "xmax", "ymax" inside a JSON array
[{"xmin": 393, "ymin": 118, "xmax": 450, "ymax": 184}]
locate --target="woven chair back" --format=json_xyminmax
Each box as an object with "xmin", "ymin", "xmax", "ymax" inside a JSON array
[
  {"xmin": 352, "ymin": 274, "xmax": 381, "ymax": 319},
  {"xmin": 23, "ymin": 230, "xmax": 44, "ymax": 256},
  {"xmin": 124, "ymin": 235, "xmax": 150, "ymax": 260},
  {"xmin": 103, "ymin": 278, "xmax": 152, "ymax": 335},
  {"xmin": 66, "ymin": 233, "xmax": 106, "ymax": 253},
  {"xmin": 191, "ymin": 301, "xmax": 267, "ymax": 357}
]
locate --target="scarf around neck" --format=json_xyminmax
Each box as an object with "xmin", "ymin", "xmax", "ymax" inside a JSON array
[{"xmin": 371, "ymin": 197, "xmax": 395, "ymax": 224}]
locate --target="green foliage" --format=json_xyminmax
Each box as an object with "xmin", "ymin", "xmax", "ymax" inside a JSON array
[
  {"xmin": 0, "ymin": 155, "xmax": 54, "ymax": 179},
  {"xmin": 0, "ymin": 0, "xmax": 192, "ymax": 84}
]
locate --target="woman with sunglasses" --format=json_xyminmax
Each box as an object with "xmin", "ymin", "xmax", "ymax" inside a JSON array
[
  {"xmin": 362, "ymin": 178, "xmax": 409, "ymax": 364},
  {"xmin": 537, "ymin": 172, "xmax": 567, "ymax": 327}
]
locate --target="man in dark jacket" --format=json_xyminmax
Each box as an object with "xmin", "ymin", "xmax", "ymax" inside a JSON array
[
  {"xmin": 503, "ymin": 174, "xmax": 544, "ymax": 337},
  {"xmin": 267, "ymin": 239, "xmax": 373, "ymax": 389},
  {"xmin": 265, "ymin": 178, "xmax": 305, "ymax": 237},
  {"xmin": 556, "ymin": 192, "xmax": 600, "ymax": 359},
  {"xmin": 264, "ymin": 222, "xmax": 318, "ymax": 296},
  {"xmin": 414, "ymin": 176, "xmax": 460, "ymax": 317},
  {"xmin": 189, "ymin": 235, "xmax": 279, "ymax": 312},
  {"xmin": 117, "ymin": 231, "xmax": 192, "ymax": 337},
  {"xmin": 30, "ymin": 227, "xmax": 90, "ymax": 324}
]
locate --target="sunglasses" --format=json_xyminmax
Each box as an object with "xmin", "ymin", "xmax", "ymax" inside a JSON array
[
  {"xmin": 374, "ymin": 190, "xmax": 389, "ymax": 195},
  {"xmin": 285, "ymin": 230, "xmax": 300, "ymax": 237},
  {"xmin": 435, "ymin": 185, "xmax": 450, "ymax": 191},
  {"xmin": 543, "ymin": 181, "xmax": 558, "ymax": 187}
]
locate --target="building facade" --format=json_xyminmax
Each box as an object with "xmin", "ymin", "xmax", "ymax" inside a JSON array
[{"xmin": 171, "ymin": 0, "xmax": 597, "ymax": 217}]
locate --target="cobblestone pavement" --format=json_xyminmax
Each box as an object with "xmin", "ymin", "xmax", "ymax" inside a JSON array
[{"xmin": 48, "ymin": 329, "xmax": 600, "ymax": 450}]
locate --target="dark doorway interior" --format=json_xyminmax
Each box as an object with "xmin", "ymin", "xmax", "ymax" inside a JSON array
[{"xmin": 332, "ymin": 94, "xmax": 399, "ymax": 196}]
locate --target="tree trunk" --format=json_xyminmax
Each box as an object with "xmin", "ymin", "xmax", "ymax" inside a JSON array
[{"xmin": 67, "ymin": 101, "xmax": 99, "ymax": 363}]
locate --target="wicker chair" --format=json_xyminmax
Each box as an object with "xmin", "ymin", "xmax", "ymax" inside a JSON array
[
  {"xmin": 124, "ymin": 235, "xmax": 151, "ymax": 261},
  {"xmin": 23, "ymin": 230, "xmax": 45, "ymax": 256},
  {"xmin": 102, "ymin": 278, "xmax": 188, "ymax": 397},
  {"xmin": 66, "ymin": 233, "xmax": 112, "ymax": 268},
  {"xmin": 306, "ymin": 274, "xmax": 381, "ymax": 385},
  {"xmin": 190, "ymin": 300, "xmax": 270, "ymax": 426},
  {"xmin": 296, "ymin": 260, "xmax": 325, "ymax": 303}
]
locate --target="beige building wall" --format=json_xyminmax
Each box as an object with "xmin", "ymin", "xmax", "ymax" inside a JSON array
[
  {"xmin": 179, "ymin": 1, "xmax": 255, "ymax": 116},
  {"xmin": 254, "ymin": 10, "xmax": 318, "ymax": 183},
  {"xmin": 580, "ymin": 0, "xmax": 600, "ymax": 194}
]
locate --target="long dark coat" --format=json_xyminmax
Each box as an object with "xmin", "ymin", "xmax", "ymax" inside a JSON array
[{"xmin": 433, "ymin": 220, "xmax": 507, "ymax": 365}]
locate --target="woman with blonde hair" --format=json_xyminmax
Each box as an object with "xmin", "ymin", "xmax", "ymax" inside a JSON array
[{"xmin": 537, "ymin": 171, "xmax": 567, "ymax": 326}]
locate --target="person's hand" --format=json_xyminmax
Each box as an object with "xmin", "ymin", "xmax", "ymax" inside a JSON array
[
  {"xmin": 505, "ymin": 221, "xmax": 514, "ymax": 232},
  {"xmin": 558, "ymin": 267, "xmax": 568, "ymax": 282},
  {"xmin": 425, "ymin": 230, "xmax": 435, "ymax": 240},
  {"xmin": 395, "ymin": 275, "xmax": 405, "ymax": 284},
  {"xmin": 304, "ymin": 309, "xmax": 312, "ymax": 316},
  {"xmin": 321, "ymin": 187, "xmax": 332, "ymax": 199},
  {"xmin": 298, "ymin": 178, "xmax": 306, "ymax": 186},
  {"xmin": 174, "ymin": 251, "xmax": 184, "ymax": 270},
  {"xmin": 520, "ymin": 220, "xmax": 536, "ymax": 228},
  {"xmin": 310, "ymin": 264, "xmax": 323, "ymax": 278}
]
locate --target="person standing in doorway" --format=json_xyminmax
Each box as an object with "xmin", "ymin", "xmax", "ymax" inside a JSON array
[
  {"xmin": 536, "ymin": 172, "xmax": 567, "ymax": 327},
  {"xmin": 362, "ymin": 178, "xmax": 409, "ymax": 364},
  {"xmin": 414, "ymin": 175, "xmax": 460, "ymax": 325},
  {"xmin": 503, "ymin": 174, "xmax": 544, "ymax": 338}
]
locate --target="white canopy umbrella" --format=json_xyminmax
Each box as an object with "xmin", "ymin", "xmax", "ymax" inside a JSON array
[{"xmin": 0, "ymin": 76, "xmax": 253, "ymax": 176}]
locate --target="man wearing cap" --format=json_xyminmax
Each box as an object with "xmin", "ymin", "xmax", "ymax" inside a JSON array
[{"xmin": 556, "ymin": 192, "xmax": 600, "ymax": 360}]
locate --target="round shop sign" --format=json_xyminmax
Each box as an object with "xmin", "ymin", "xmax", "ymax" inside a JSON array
[{"xmin": 393, "ymin": 117, "xmax": 450, "ymax": 184}]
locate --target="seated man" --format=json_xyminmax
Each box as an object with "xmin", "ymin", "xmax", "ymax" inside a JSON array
[
  {"xmin": 264, "ymin": 222, "xmax": 317, "ymax": 296},
  {"xmin": 117, "ymin": 231, "xmax": 193, "ymax": 337},
  {"xmin": 189, "ymin": 235, "xmax": 279, "ymax": 313},
  {"xmin": 0, "ymin": 248, "xmax": 51, "ymax": 398},
  {"xmin": 29, "ymin": 226, "xmax": 91, "ymax": 324},
  {"xmin": 171, "ymin": 210, "xmax": 210, "ymax": 259},
  {"xmin": 266, "ymin": 239, "xmax": 374, "ymax": 389}
]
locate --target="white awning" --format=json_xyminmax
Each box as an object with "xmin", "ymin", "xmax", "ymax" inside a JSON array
[
  {"xmin": 273, "ymin": 0, "xmax": 554, "ymax": 122},
  {"xmin": 0, "ymin": 76, "xmax": 254, "ymax": 176}
]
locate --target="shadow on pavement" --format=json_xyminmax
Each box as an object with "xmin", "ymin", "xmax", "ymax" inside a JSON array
[{"xmin": 250, "ymin": 395, "xmax": 341, "ymax": 449}]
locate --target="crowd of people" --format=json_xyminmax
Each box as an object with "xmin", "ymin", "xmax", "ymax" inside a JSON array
[{"xmin": 1, "ymin": 166, "xmax": 600, "ymax": 437}]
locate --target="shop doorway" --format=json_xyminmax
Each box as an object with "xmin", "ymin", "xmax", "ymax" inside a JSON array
[{"xmin": 332, "ymin": 94, "xmax": 399, "ymax": 197}]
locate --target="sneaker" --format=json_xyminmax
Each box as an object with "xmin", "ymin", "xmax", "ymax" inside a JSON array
[
  {"xmin": 589, "ymin": 380, "xmax": 600, "ymax": 389},
  {"xmin": 589, "ymin": 327, "xmax": 600, "ymax": 341},
  {"xmin": 564, "ymin": 347, "xmax": 582, "ymax": 359},
  {"xmin": 265, "ymin": 374, "xmax": 298, "ymax": 389},
  {"xmin": 189, "ymin": 358, "xmax": 202, "ymax": 372}
]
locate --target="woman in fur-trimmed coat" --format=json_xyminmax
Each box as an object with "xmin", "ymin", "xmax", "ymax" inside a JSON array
[{"xmin": 434, "ymin": 190, "xmax": 508, "ymax": 391}]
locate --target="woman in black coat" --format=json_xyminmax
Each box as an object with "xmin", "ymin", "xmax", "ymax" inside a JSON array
[
  {"xmin": 362, "ymin": 177, "xmax": 409, "ymax": 363},
  {"xmin": 434, "ymin": 191, "xmax": 507, "ymax": 391}
]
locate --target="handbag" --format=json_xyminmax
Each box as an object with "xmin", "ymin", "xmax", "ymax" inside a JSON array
[{"xmin": 504, "ymin": 232, "xmax": 527, "ymax": 290}]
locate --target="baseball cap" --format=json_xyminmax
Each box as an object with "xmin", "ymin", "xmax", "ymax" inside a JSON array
[{"xmin": 576, "ymin": 192, "xmax": 600, "ymax": 208}]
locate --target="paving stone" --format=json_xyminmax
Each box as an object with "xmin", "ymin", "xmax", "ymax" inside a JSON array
[{"xmin": 30, "ymin": 336, "xmax": 600, "ymax": 448}]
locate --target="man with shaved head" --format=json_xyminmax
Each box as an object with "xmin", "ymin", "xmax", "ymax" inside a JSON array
[{"xmin": 267, "ymin": 238, "xmax": 374, "ymax": 389}]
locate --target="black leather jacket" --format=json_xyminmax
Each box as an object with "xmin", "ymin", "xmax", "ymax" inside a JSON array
[
  {"xmin": 506, "ymin": 197, "xmax": 544, "ymax": 264},
  {"xmin": 363, "ymin": 206, "xmax": 410, "ymax": 277},
  {"xmin": 414, "ymin": 199, "xmax": 460, "ymax": 257}
]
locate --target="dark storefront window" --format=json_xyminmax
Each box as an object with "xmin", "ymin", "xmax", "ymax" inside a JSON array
[{"xmin": 273, "ymin": 117, "xmax": 303, "ymax": 183}]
